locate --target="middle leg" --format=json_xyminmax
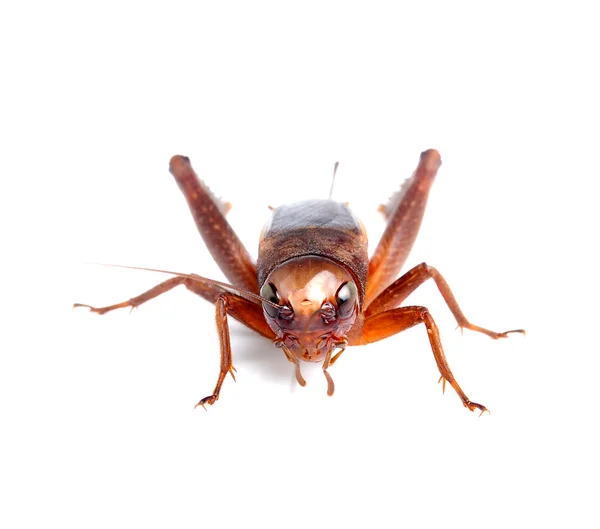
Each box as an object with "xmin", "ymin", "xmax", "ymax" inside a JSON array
[{"xmin": 365, "ymin": 262, "xmax": 525, "ymax": 339}]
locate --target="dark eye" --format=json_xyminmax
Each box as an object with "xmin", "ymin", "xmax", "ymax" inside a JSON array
[
  {"xmin": 260, "ymin": 282, "xmax": 280, "ymax": 304},
  {"xmin": 336, "ymin": 281, "xmax": 357, "ymax": 317},
  {"xmin": 260, "ymin": 282, "xmax": 280, "ymax": 318}
]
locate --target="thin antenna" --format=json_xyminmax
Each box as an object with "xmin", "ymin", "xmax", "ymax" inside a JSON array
[
  {"xmin": 77, "ymin": 263, "xmax": 282, "ymax": 309},
  {"xmin": 328, "ymin": 161, "xmax": 339, "ymax": 199}
]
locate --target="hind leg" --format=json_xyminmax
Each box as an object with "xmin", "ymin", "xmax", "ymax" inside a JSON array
[{"xmin": 169, "ymin": 155, "xmax": 258, "ymax": 293}]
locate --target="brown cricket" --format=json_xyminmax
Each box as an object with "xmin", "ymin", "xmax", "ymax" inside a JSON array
[{"xmin": 75, "ymin": 149, "xmax": 523, "ymax": 413}]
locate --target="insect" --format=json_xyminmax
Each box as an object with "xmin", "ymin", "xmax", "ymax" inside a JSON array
[{"xmin": 75, "ymin": 150, "xmax": 524, "ymax": 413}]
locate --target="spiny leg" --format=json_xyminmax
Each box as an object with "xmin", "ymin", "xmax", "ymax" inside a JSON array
[
  {"xmin": 169, "ymin": 155, "xmax": 258, "ymax": 293},
  {"xmin": 196, "ymin": 295, "xmax": 235, "ymax": 409},
  {"xmin": 75, "ymin": 277, "xmax": 277, "ymax": 408},
  {"xmin": 366, "ymin": 149, "xmax": 442, "ymax": 306},
  {"xmin": 74, "ymin": 277, "xmax": 234, "ymax": 409},
  {"xmin": 365, "ymin": 262, "xmax": 525, "ymax": 339},
  {"xmin": 74, "ymin": 276, "xmax": 203, "ymax": 314},
  {"xmin": 73, "ymin": 269, "xmax": 238, "ymax": 315},
  {"xmin": 351, "ymin": 305, "xmax": 488, "ymax": 414},
  {"xmin": 74, "ymin": 272, "xmax": 277, "ymax": 339},
  {"xmin": 196, "ymin": 293, "xmax": 281, "ymax": 408}
]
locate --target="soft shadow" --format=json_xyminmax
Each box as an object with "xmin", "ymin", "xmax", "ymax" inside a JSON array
[{"xmin": 229, "ymin": 324, "xmax": 295, "ymax": 388}]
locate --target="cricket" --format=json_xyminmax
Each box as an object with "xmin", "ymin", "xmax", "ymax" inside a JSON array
[{"xmin": 75, "ymin": 150, "xmax": 524, "ymax": 413}]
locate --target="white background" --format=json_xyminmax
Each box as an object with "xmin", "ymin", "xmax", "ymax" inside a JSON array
[{"xmin": 1, "ymin": 1, "xmax": 598, "ymax": 527}]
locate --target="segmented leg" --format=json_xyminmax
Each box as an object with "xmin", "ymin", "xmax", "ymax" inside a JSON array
[
  {"xmin": 365, "ymin": 149, "xmax": 441, "ymax": 306},
  {"xmin": 169, "ymin": 155, "xmax": 258, "ymax": 293},
  {"xmin": 74, "ymin": 275, "xmax": 223, "ymax": 314},
  {"xmin": 365, "ymin": 262, "xmax": 525, "ymax": 338},
  {"xmin": 75, "ymin": 278, "xmax": 277, "ymax": 408},
  {"xmin": 74, "ymin": 275, "xmax": 276, "ymax": 339},
  {"xmin": 197, "ymin": 293, "xmax": 281, "ymax": 408},
  {"xmin": 196, "ymin": 295, "xmax": 234, "ymax": 409},
  {"xmin": 352, "ymin": 305, "xmax": 489, "ymax": 414}
]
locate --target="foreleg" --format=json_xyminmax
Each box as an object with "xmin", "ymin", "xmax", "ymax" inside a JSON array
[{"xmin": 352, "ymin": 305, "xmax": 489, "ymax": 414}]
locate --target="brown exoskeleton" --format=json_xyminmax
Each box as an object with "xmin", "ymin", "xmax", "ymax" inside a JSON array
[{"xmin": 75, "ymin": 150, "xmax": 523, "ymax": 414}]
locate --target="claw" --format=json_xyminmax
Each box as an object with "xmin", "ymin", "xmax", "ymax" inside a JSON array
[
  {"xmin": 498, "ymin": 328, "xmax": 526, "ymax": 338},
  {"xmin": 458, "ymin": 323, "xmax": 526, "ymax": 340},
  {"xmin": 73, "ymin": 303, "xmax": 93, "ymax": 311},
  {"xmin": 464, "ymin": 400, "xmax": 489, "ymax": 416},
  {"xmin": 195, "ymin": 395, "xmax": 217, "ymax": 410},
  {"xmin": 73, "ymin": 303, "xmax": 104, "ymax": 314},
  {"xmin": 72, "ymin": 302, "xmax": 129, "ymax": 316}
]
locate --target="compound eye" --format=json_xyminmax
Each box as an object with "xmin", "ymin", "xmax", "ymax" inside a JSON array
[
  {"xmin": 260, "ymin": 282, "xmax": 280, "ymax": 304},
  {"xmin": 260, "ymin": 282, "xmax": 280, "ymax": 317},
  {"xmin": 335, "ymin": 281, "xmax": 358, "ymax": 317}
]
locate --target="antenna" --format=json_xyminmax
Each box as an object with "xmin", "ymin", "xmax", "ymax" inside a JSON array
[{"xmin": 328, "ymin": 161, "xmax": 339, "ymax": 199}]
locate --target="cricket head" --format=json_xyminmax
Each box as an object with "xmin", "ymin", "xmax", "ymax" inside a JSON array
[{"xmin": 260, "ymin": 256, "xmax": 359, "ymax": 385}]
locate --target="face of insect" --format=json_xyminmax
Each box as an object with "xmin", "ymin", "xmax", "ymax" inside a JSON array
[{"xmin": 260, "ymin": 256, "xmax": 359, "ymax": 363}]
